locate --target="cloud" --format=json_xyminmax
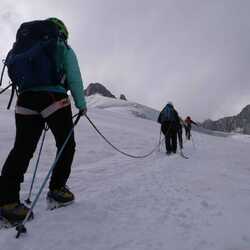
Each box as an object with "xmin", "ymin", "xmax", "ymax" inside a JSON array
[{"xmin": 0, "ymin": 0, "xmax": 250, "ymax": 121}]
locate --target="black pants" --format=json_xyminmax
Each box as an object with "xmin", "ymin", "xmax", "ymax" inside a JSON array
[
  {"xmin": 0, "ymin": 91, "xmax": 76, "ymax": 205},
  {"xmin": 185, "ymin": 125, "xmax": 191, "ymax": 140},
  {"xmin": 161, "ymin": 122, "xmax": 178, "ymax": 154}
]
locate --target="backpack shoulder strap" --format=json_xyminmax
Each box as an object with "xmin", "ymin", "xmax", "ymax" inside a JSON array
[
  {"xmin": 0, "ymin": 61, "xmax": 6, "ymax": 87},
  {"xmin": 7, "ymin": 84, "xmax": 17, "ymax": 109}
]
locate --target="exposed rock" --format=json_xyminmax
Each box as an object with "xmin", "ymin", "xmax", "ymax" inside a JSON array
[
  {"xmin": 201, "ymin": 104, "xmax": 250, "ymax": 134},
  {"xmin": 85, "ymin": 83, "xmax": 116, "ymax": 98},
  {"xmin": 120, "ymin": 94, "xmax": 127, "ymax": 101}
]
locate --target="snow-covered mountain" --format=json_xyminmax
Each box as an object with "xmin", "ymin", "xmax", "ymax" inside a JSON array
[
  {"xmin": 87, "ymin": 93, "xmax": 159, "ymax": 122},
  {"xmin": 0, "ymin": 93, "xmax": 250, "ymax": 250}
]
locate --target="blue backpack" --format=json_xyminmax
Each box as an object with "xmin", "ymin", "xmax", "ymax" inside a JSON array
[
  {"xmin": 0, "ymin": 20, "xmax": 66, "ymax": 108},
  {"xmin": 159, "ymin": 104, "xmax": 176, "ymax": 123}
]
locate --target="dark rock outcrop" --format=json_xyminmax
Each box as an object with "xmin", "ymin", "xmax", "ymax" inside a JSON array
[
  {"xmin": 120, "ymin": 94, "xmax": 127, "ymax": 101},
  {"xmin": 85, "ymin": 83, "xmax": 116, "ymax": 98},
  {"xmin": 201, "ymin": 105, "xmax": 250, "ymax": 134}
]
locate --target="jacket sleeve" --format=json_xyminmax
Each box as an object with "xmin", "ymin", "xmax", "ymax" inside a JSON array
[
  {"xmin": 191, "ymin": 120, "xmax": 197, "ymax": 125},
  {"xmin": 64, "ymin": 46, "xmax": 86, "ymax": 110}
]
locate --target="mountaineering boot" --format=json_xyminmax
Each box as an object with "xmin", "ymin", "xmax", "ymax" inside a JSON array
[
  {"xmin": 47, "ymin": 186, "xmax": 75, "ymax": 210},
  {"xmin": 0, "ymin": 203, "xmax": 33, "ymax": 227}
]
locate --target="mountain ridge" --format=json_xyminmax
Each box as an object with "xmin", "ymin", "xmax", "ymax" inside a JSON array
[{"xmin": 201, "ymin": 104, "xmax": 250, "ymax": 134}]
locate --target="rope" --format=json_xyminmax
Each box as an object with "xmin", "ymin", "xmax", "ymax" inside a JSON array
[
  {"xmin": 0, "ymin": 82, "xmax": 13, "ymax": 94},
  {"xmin": 85, "ymin": 114, "xmax": 161, "ymax": 159}
]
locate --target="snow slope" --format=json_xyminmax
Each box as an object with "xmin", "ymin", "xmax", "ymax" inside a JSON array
[
  {"xmin": 0, "ymin": 95, "xmax": 250, "ymax": 250},
  {"xmin": 87, "ymin": 94, "xmax": 159, "ymax": 122}
]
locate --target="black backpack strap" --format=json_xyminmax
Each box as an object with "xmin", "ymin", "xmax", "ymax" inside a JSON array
[
  {"xmin": 1, "ymin": 50, "xmax": 14, "ymax": 89},
  {"xmin": 0, "ymin": 59, "xmax": 7, "ymax": 87},
  {"xmin": 0, "ymin": 56, "xmax": 16, "ymax": 110},
  {"xmin": 7, "ymin": 84, "xmax": 17, "ymax": 109}
]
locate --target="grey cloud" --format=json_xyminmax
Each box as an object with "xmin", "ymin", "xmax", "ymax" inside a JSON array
[{"xmin": 0, "ymin": 0, "xmax": 250, "ymax": 121}]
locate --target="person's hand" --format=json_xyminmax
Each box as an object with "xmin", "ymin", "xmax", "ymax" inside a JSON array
[{"xmin": 79, "ymin": 107, "xmax": 87, "ymax": 116}]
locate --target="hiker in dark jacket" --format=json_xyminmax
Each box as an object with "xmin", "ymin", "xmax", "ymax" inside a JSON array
[
  {"xmin": 184, "ymin": 116, "xmax": 197, "ymax": 140},
  {"xmin": 158, "ymin": 102, "xmax": 180, "ymax": 155},
  {"xmin": 0, "ymin": 18, "xmax": 87, "ymax": 223}
]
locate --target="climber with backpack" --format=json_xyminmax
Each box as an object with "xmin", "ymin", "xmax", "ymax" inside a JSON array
[
  {"xmin": 158, "ymin": 102, "xmax": 181, "ymax": 155},
  {"xmin": 0, "ymin": 18, "xmax": 87, "ymax": 224},
  {"xmin": 184, "ymin": 116, "xmax": 197, "ymax": 140}
]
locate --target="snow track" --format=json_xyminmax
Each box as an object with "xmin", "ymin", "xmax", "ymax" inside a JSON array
[{"xmin": 0, "ymin": 95, "xmax": 250, "ymax": 250}]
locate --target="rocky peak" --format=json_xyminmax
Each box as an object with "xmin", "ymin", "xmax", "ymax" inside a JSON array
[
  {"xmin": 238, "ymin": 105, "xmax": 250, "ymax": 120},
  {"xmin": 201, "ymin": 104, "xmax": 250, "ymax": 134},
  {"xmin": 120, "ymin": 94, "xmax": 127, "ymax": 101},
  {"xmin": 85, "ymin": 83, "xmax": 116, "ymax": 99}
]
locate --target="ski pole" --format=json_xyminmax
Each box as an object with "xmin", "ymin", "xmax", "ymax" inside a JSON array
[
  {"xmin": 158, "ymin": 130, "xmax": 162, "ymax": 152},
  {"xmin": 15, "ymin": 113, "xmax": 82, "ymax": 239},
  {"xmin": 25, "ymin": 124, "xmax": 49, "ymax": 205},
  {"xmin": 191, "ymin": 134, "xmax": 196, "ymax": 150}
]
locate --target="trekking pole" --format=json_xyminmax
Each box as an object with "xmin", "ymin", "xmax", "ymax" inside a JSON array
[
  {"xmin": 158, "ymin": 130, "xmax": 162, "ymax": 152},
  {"xmin": 191, "ymin": 134, "xmax": 196, "ymax": 150},
  {"xmin": 25, "ymin": 124, "xmax": 49, "ymax": 205},
  {"xmin": 15, "ymin": 113, "xmax": 82, "ymax": 239},
  {"xmin": 179, "ymin": 143, "xmax": 189, "ymax": 159}
]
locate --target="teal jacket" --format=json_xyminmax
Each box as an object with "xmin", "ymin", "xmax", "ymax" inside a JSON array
[{"xmin": 23, "ymin": 41, "xmax": 86, "ymax": 110}]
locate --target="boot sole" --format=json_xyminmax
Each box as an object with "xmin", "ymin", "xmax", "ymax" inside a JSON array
[
  {"xmin": 46, "ymin": 197, "xmax": 74, "ymax": 210},
  {"xmin": 0, "ymin": 214, "xmax": 33, "ymax": 229}
]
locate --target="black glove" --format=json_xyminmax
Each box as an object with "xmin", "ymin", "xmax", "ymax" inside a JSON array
[{"xmin": 79, "ymin": 107, "xmax": 87, "ymax": 116}]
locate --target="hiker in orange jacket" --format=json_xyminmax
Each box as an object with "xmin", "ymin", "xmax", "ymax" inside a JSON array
[{"xmin": 184, "ymin": 116, "xmax": 197, "ymax": 140}]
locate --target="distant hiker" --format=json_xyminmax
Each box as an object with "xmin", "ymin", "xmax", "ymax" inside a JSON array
[
  {"xmin": 0, "ymin": 18, "xmax": 87, "ymax": 223},
  {"xmin": 184, "ymin": 116, "xmax": 197, "ymax": 140},
  {"xmin": 158, "ymin": 102, "xmax": 180, "ymax": 155}
]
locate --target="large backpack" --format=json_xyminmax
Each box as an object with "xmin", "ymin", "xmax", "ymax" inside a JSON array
[
  {"xmin": 0, "ymin": 19, "xmax": 66, "ymax": 108},
  {"xmin": 159, "ymin": 104, "xmax": 176, "ymax": 123}
]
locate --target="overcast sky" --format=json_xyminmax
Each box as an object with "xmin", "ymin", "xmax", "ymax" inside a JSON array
[{"xmin": 1, "ymin": 0, "xmax": 250, "ymax": 121}]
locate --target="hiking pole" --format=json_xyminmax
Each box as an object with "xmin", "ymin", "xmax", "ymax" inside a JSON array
[
  {"xmin": 25, "ymin": 124, "xmax": 49, "ymax": 205},
  {"xmin": 158, "ymin": 130, "xmax": 162, "ymax": 152},
  {"xmin": 190, "ymin": 134, "xmax": 196, "ymax": 150},
  {"xmin": 15, "ymin": 113, "xmax": 82, "ymax": 239}
]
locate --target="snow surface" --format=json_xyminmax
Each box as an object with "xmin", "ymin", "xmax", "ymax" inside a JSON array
[{"xmin": 0, "ymin": 94, "xmax": 250, "ymax": 250}]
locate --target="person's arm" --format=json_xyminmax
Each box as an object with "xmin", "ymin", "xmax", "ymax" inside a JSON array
[
  {"xmin": 191, "ymin": 120, "xmax": 197, "ymax": 126},
  {"xmin": 64, "ymin": 46, "xmax": 87, "ymax": 112}
]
